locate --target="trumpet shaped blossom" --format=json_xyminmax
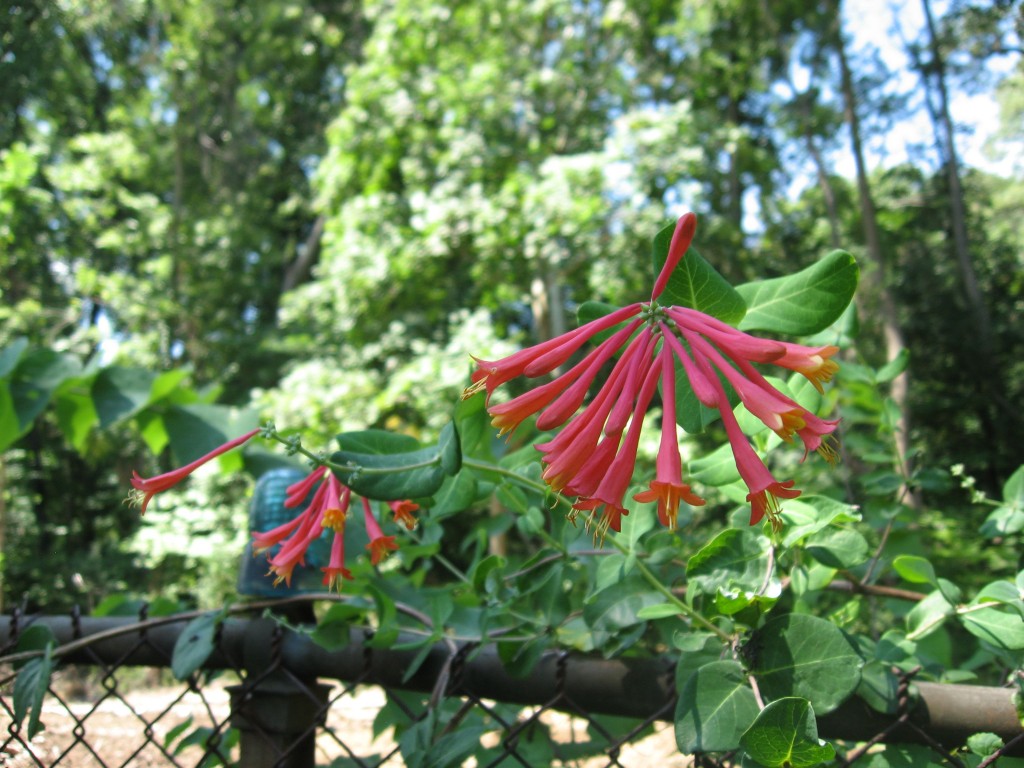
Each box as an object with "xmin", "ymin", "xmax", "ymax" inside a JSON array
[
  {"xmin": 132, "ymin": 434, "xmax": 418, "ymax": 591},
  {"xmin": 363, "ymin": 497, "xmax": 399, "ymax": 565},
  {"xmin": 465, "ymin": 213, "xmax": 841, "ymax": 532},
  {"xmin": 129, "ymin": 429, "xmax": 261, "ymax": 514},
  {"xmin": 252, "ymin": 466, "xmax": 416, "ymax": 590}
]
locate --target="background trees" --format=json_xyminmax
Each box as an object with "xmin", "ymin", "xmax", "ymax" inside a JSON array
[{"xmin": 1, "ymin": 0, "xmax": 1021, "ymax": 611}]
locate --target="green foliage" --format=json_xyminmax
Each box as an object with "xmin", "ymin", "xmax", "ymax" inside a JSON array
[{"xmin": 3, "ymin": 1, "xmax": 1024, "ymax": 763}]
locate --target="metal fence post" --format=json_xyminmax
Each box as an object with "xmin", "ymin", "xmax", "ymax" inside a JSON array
[
  {"xmin": 227, "ymin": 615, "xmax": 332, "ymax": 768},
  {"xmin": 227, "ymin": 672, "xmax": 331, "ymax": 768}
]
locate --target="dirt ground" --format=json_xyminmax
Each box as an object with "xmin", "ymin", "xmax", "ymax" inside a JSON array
[{"xmin": 2, "ymin": 670, "xmax": 687, "ymax": 768}]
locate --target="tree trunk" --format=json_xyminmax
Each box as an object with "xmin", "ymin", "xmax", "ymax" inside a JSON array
[{"xmin": 835, "ymin": 8, "xmax": 918, "ymax": 507}]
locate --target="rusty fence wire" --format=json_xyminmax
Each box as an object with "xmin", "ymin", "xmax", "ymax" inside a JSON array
[{"xmin": 2, "ymin": 604, "xmax": 1022, "ymax": 768}]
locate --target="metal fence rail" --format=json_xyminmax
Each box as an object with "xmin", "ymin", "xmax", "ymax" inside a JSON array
[{"xmin": 2, "ymin": 605, "xmax": 1022, "ymax": 767}]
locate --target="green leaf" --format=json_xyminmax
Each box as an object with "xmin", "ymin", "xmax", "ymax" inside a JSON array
[
  {"xmin": 875, "ymin": 349, "xmax": 910, "ymax": 384},
  {"xmin": 13, "ymin": 645, "xmax": 53, "ymax": 739},
  {"xmin": 892, "ymin": 555, "xmax": 937, "ymax": 585},
  {"xmin": 856, "ymin": 660, "xmax": 901, "ymax": 714},
  {"xmin": 577, "ymin": 300, "xmax": 632, "ymax": 344},
  {"xmin": 311, "ymin": 603, "xmax": 366, "ymax": 652},
  {"xmin": 966, "ymin": 733, "xmax": 1003, "ymax": 757},
  {"xmin": 429, "ymin": 470, "xmax": 479, "ymax": 517},
  {"xmin": 53, "ymin": 384, "xmax": 99, "ymax": 453},
  {"xmin": 687, "ymin": 528, "xmax": 771, "ymax": 597},
  {"xmin": 163, "ymin": 403, "xmax": 258, "ymax": 465},
  {"xmin": 636, "ymin": 602, "xmax": 683, "ymax": 620},
  {"xmin": 13, "ymin": 625, "xmax": 57, "ymax": 669},
  {"xmin": 961, "ymin": 606, "xmax": 1024, "ymax": 650},
  {"xmin": 975, "ymin": 580, "xmax": 1024, "ymax": 619},
  {"xmin": 171, "ymin": 611, "xmax": 223, "ymax": 680},
  {"xmin": 736, "ymin": 250, "xmax": 858, "ymax": 335},
  {"xmin": 0, "ymin": 337, "xmax": 29, "ymax": 377},
  {"xmin": 336, "ymin": 429, "xmax": 421, "ymax": 454},
  {"xmin": 2, "ymin": 349, "xmax": 82, "ymax": 449},
  {"xmin": 454, "ymin": 391, "xmax": 495, "ymax": 461},
  {"xmin": 0, "ymin": 384, "xmax": 19, "ymax": 451},
  {"xmin": 805, "ymin": 527, "xmax": 869, "ymax": 569},
  {"xmin": 437, "ymin": 421, "xmax": 461, "ymax": 475},
  {"xmin": 652, "ymin": 220, "xmax": 746, "ymax": 324},
  {"xmin": 331, "ymin": 427, "xmax": 460, "ymax": 500},
  {"xmin": 748, "ymin": 614, "xmax": 863, "ymax": 714},
  {"xmin": 907, "ymin": 588, "xmax": 958, "ymax": 641},
  {"xmin": 675, "ymin": 660, "xmax": 759, "ymax": 753},
  {"xmin": 92, "ymin": 366, "xmax": 156, "ymax": 428},
  {"xmin": 583, "ymin": 575, "xmax": 664, "ymax": 650},
  {"xmin": 688, "ymin": 442, "xmax": 741, "ymax": 486},
  {"xmin": 982, "ymin": 465, "xmax": 1024, "ymax": 537},
  {"xmin": 740, "ymin": 697, "xmax": 835, "ymax": 768}
]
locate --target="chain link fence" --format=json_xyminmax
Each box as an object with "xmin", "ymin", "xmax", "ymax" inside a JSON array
[{"xmin": 2, "ymin": 602, "xmax": 1022, "ymax": 767}]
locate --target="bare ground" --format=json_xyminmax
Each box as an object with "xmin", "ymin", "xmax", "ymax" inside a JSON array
[{"xmin": 2, "ymin": 671, "xmax": 687, "ymax": 768}]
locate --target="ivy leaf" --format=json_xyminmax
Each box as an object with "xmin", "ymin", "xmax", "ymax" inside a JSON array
[
  {"xmin": 748, "ymin": 614, "xmax": 863, "ymax": 714},
  {"xmin": 740, "ymin": 697, "xmax": 836, "ymax": 768},
  {"xmin": 675, "ymin": 660, "xmax": 759, "ymax": 753},
  {"xmin": 651, "ymin": 221, "xmax": 746, "ymax": 323},
  {"xmin": 736, "ymin": 250, "xmax": 858, "ymax": 335},
  {"xmin": 171, "ymin": 611, "xmax": 224, "ymax": 681}
]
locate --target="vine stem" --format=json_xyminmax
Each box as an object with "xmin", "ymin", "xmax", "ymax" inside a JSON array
[
  {"xmin": 261, "ymin": 431, "xmax": 729, "ymax": 643},
  {"xmin": 461, "ymin": 458, "xmax": 731, "ymax": 642}
]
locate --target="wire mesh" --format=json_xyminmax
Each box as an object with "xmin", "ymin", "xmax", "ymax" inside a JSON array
[{"xmin": 0, "ymin": 604, "xmax": 1016, "ymax": 768}]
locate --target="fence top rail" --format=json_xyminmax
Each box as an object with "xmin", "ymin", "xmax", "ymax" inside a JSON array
[{"xmin": 2, "ymin": 607, "xmax": 1022, "ymax": 755}]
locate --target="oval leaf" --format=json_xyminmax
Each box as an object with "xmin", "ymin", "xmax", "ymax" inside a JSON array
[
  {"xmin": 740, "ymin": 697, "xmax": 835, "ymax": 768},
  {"xmin": 748, "ymin": 614, "xmax": 863, "ymax": 714},
  {"xmin": 687, "ymin": 528, "xmax": 771, "ymax": 597},
  {"xmin": 332, "ymin": 426, "xmax": 460, "ymax": 500},
  {"xmin": 675, "ymin": 660, "xmax": 759, "ymax": 753},
  {"xmin": 172, "ymin": 612, "xmax": 222, "ymax": 681},
  {"xmin": 736, "ymin": 250, "xmax": 858, "ymax": 335},
  {"xmin": 657, "ymin": 236, "xmax": 747, "ymax": 325}
]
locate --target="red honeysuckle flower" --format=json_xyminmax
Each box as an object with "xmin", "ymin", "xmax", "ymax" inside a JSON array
[
  {"xmin": 129, "ymin": 428, "xmax": 261, "ymax": 514},
  {"xmin": 388, "ymin": 499, "xmax": 420, "ymax": 530},
  {"xmin": 464, "ymin": 212, "xmax": 841, "ymax": 532},
  {"xmin": 570, "ymin": 359, "xmax": 660, "ymax": 539},
  {"xmin": 772, "ymin": 343, "xmax": 840, "ymax": 393},
  {"xmin": 254, "ymin": 467, "xmax": 418, "ymax": 590},
  {"xmin": 363, "ymin": 497, "xmax": 399, "ymax": 565},
  {"xmin": 633, "ymin": 349, "xmax": 706, "ymax": 529},
  {"xmin": 708, "ymin": 367, "xmax": 801, "ymax": 529},
  {"xmin": 322, "ymin": 531, "xmax": 354, "ymax": 591},
  {"xmin": 651, "ymin": 213, "xmax": 697, "ymax": 301},
  {"xmin": 463, "ymin": 304, "xmax": 643, "ymax": 402}
]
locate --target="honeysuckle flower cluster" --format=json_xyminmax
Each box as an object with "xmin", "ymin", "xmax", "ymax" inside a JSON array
[
  {"xmin": 129, "ymin": 430, "xmax": 418, "ymax": 591},
  {"xmin": 464, "ymin": 213, "xmax": 839, "ymax": 536}
]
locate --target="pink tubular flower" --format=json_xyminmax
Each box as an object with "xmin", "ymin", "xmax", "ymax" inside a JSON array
[
  {"xmin": 388, "ymin": 499, "xmax": 420, "ymax": 530},
  {"xmin": 129, "ymin": 429, "xmax": 261, "ymax": 514},
  {"xmin": 251, "ymin": 466, "xmax": 418, "ymax": 591},
  {"xmin": 363, "ymin": 497, "xmax": 399, "ymax": 565},
  {"xmin": 463, "ymin": 303, "xmax": 643, "ymax": 402},
  {"xmin": 571, "ymin": 359, "xmax": 660, "ymax": 539},
  {"xmin": 633, "ymin": 350, "xmax": 706, "ymax": 528},
  {"xmin": 464, "ymin": 212, "xmax": 842, "ymax": 533},
  {"xmin": 322, "ymin": 531, "xmax": 354, "ymax": 591}
]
